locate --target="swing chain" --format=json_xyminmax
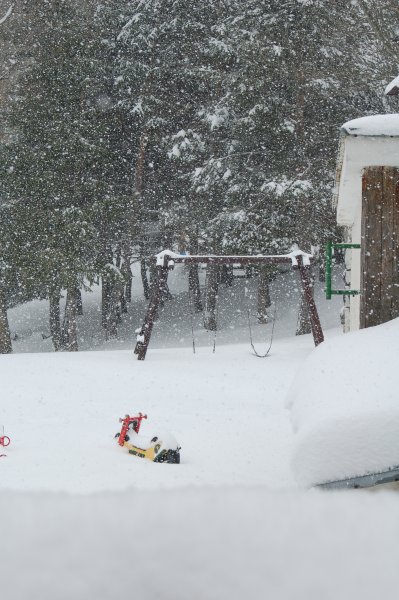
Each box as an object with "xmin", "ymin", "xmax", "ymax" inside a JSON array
[
  {"xmin": 188, "ymin": 288, "xmax": 196, "ymax": 354},
  {"xmin": 247, "ymin": 301, "xmax": 277, "ymax": 358}
]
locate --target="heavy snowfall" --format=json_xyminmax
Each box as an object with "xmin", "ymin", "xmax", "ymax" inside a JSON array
[{"xmin": 1, "ymin": 2, "xmax": 399, "ymax": 599}]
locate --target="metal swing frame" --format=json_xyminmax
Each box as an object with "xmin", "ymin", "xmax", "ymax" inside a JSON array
[{"xmin": 134, "ymin": 249, "xmax": 324, "ymax": 360}]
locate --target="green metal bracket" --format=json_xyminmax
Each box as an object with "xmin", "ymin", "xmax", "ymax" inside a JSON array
[{"xmin": 325, "ymin": 242, "xmax": 361, "ymax": 300}]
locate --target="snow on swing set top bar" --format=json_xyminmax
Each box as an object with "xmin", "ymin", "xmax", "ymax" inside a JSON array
[{"xmin": 155, "ymin": 248, "xmax": 313, "ymax": 267}]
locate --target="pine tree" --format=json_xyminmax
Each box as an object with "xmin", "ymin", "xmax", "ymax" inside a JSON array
[{"xmin": 1, "ymin": 0, "xmax": 137, "ymax": 347}]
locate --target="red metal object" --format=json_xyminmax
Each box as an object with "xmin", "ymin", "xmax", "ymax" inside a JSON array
[
  {"xmin": 0, "ymin": 434, "xmax": 10, "ymax": 457},
  {"xmin": 117, "ymin": 413, "xmax": 147, "ymax": 446}
]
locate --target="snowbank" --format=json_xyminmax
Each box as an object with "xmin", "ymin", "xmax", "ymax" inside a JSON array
[
  {"xmin": 288, "ymin": 317, "xmax": 399, "ymax": 487},
  {"xmin": 2, "ymin": 487, "xmax": 399, "ymax": 600}
]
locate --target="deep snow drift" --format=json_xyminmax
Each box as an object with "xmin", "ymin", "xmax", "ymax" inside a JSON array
[
  {"xmin": 2, "ymin": 486, "xmax": 399, "ymax": 600},
  {"xmin": 290, "ymin": 317, "xmax": 399, "ymax": 487}
]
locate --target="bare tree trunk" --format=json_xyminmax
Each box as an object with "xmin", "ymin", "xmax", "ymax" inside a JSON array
[
  {"xmin": 149, "ymin": 260, "xmax": 158, "ymax": 300},
  {"xmin": 135, "ymin": 132, "xmax": 148, "ymax": 201},
  {"xmin": 0, "ymin": 287, "xmax": 12, "ymax": 354},
  {"xmin": 125, "ymin": 263, "xmax": 133, "ymax": 303},
  {"xmin": 103, "ymin": 272, "xmax": 119, "ymax": 340},
  {"xmin": 105, "ymin": 304, "xmax": 118, "ymax": 339},
  {"xmin": 204, "ymin": 264, "xmax": 218, "ymax": 331},
  {"xmin": 102, "ymin": 276, "xmax": 111, "ymax": 328},
  {"xmin": 257, "ymin": 266, "xmax": 271, "ymax": 324},
  {"xmin": 120, "ymin": 287, "xmax": 128, "ymax": 314},
  {"xmin": 141, "ymin": 258, "xmax": 150, "ymax": 300},
  {"xmin": 189, "ymin": 264, "xmax": 203, "ymax": 311},
  {"xmin": 102, "ymin": 276, "xmax": 120, "ymax": 337},
  {"xmin": 49, "ymin": 291, "xmax": 62, "ymax": 351},
  {"xmin": 65, "ymin": 287, "xmax": 78, "ymax": 351},
  {"xmin": 101, "ymin": 240, "xmax": 115, "ymax": 331},
  {"xmin": 117, "ymin": 251, "xmax": 129, "ymax": 315},
  {"xmin": 75, "ymin": 287, "xmax": 83, "ymax": 315},
  {"xmin": 136, "ymin": 132, "xmax": 149, "ymax": 295},
  {"xmin": 220, "ymin": 265, "xmax": 233, "ymax": 287}
]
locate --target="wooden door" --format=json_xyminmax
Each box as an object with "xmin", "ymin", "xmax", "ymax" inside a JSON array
[{"xmin": 361, "ymin": 166, "xmax": 399, "ymax": 328}]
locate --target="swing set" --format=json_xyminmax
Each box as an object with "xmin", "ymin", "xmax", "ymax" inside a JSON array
[{"xmin": 134, "ymin": 249, "xmax": 324, "ymax": 361}]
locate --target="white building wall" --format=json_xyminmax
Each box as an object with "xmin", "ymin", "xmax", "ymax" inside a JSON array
[
  {"xmin": 348, "ymin": 212, "xmax": 362, "ymax": 331},
  {"xmin": 336, "ymin": 135, "xmax": 399, "ymax": 332}
]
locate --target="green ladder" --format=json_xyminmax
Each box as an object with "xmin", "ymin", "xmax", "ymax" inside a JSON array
[{"xmin": 325, "ymin": 242, "xmax": 360, "ymax": 300}]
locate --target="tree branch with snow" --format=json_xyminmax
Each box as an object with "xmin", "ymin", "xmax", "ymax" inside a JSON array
[{"xmin": 0, "ymin": 4, "xmax": 13, "ymax": 26}]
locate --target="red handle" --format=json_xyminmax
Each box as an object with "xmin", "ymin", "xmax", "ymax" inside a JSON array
[
  {"xmin": 0, "ymin": 436, "xmax": 10, "ymax": 447},
  {"xmin": 117, "ymin": 413, "xmax": 147, "ymax": 446}
]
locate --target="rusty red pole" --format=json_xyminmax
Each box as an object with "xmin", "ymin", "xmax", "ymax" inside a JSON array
[
  {"xmin": 134, "ymin": 258, "xmax": 170, "ymax": 360},
  {"xmin": 296, "ymin": 254, "xmax": 324, "ymax": 346}
]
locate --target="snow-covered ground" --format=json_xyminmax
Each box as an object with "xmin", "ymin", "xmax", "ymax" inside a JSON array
[
  {"xmin": 0, "ymin": 341, "xmax": 303, "ymax": 493},
  {"xmin": 2, "ymin": 267, "xmax": 399, "ymax": 599},
  {"xmin": 2, "ymin": 487, "xmax": 399, "ymax": 600}
]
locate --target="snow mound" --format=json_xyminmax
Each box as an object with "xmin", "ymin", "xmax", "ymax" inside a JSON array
[
  {"xmin": 2, "ymin": 487, "xmax": 399, "ymax": 600},
  {"xmin": 288, "ymin": 317, "xmax": 399, "ymax": 487}
]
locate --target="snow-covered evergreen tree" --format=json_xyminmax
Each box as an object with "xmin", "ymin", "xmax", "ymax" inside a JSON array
[{"xmin": 0, "ymin": 0, "xmax": 397, "ymax": 349}]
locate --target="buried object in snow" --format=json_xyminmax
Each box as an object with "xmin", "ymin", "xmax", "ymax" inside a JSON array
[
  {"xmin": 316, "ymin": 466, "xmax": 399, "ymax": 490},
  {"xmin": 115, "ymin": 413, "xmax": 180, "ymax": 464}
]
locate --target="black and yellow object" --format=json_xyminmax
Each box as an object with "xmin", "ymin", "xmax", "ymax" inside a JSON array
[
  {"xmin": 117, "ymin": 434, "xmax": 180, "ymax": 464},
  {"xmin": 115, "ymin": 413, "xmax": 180, "ymax": 464}
]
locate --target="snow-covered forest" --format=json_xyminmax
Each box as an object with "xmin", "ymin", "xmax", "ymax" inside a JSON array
[{"xmin": 0, "ymin": 0, "xmax": 398, "ymax": 353}]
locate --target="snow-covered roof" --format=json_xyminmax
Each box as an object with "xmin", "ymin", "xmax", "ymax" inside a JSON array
[
  {"xmin": 341, "ymin": 113, "xmax": 399, "ymax": 137},
  {"xmin": 385, "ymin": 75, "xmax": 399, "ymax": 96}
]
